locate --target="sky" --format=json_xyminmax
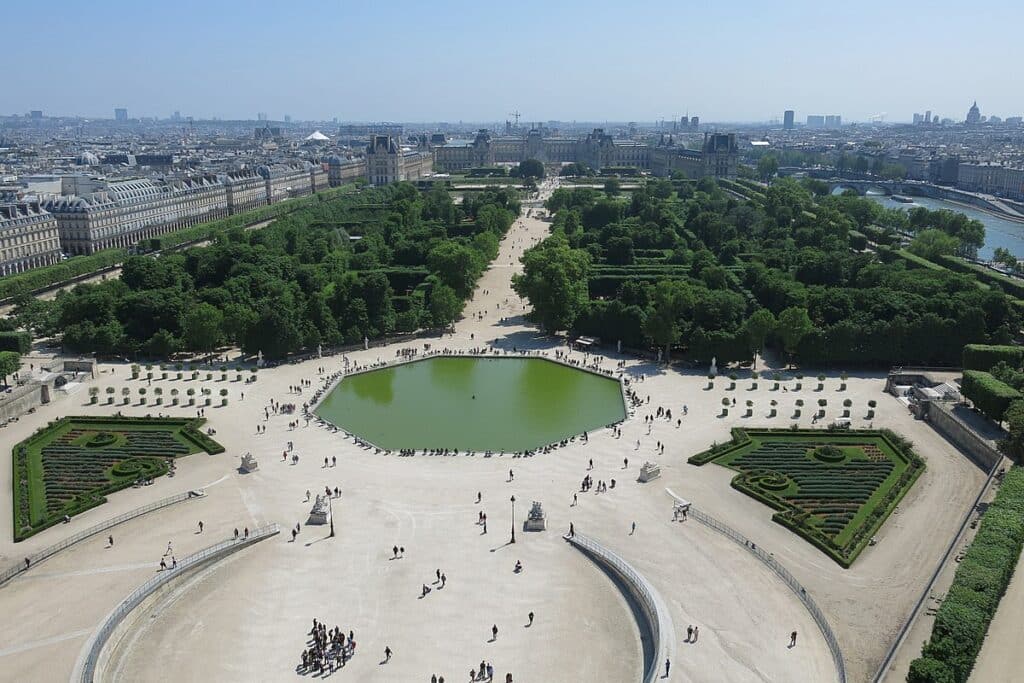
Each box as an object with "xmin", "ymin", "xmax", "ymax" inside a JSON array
[{"xmin": 4, "ymin": 0, "xmax": 1021, "ymax": 123}]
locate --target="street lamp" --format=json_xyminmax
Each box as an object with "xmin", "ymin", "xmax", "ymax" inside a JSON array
[
  {"xmin": 329, "ymin": 493, "xmax": 335, "ymax": 538},
  {"xmin": 510, "ymin": 495, "xmax": 516, "ymax": 544}
]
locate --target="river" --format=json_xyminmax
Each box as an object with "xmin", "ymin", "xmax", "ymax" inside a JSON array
[{"xmin": 861, "ymin": 192, "xmax": 1024, "ymax": 260}]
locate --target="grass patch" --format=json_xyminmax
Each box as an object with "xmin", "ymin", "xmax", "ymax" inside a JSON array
[
  {"xmin": 12, "ymin": 416, "xmax": 222, "ymax": 542},
  {"xmin": 689, "ymin": 428, "xmax": 924, "ymax": 567}
]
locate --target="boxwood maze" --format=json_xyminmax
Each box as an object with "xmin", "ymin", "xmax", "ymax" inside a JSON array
[
  {"xmin": 689, "ymin": 429, "xmax": 924, "ymax": 567},
  {"xmin": 12, "ymin": 416, "xmax": 223, "ymax": 541}
]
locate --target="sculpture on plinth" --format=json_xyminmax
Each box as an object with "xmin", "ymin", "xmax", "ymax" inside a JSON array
[
  {"xmin": 638, "ymin": 461, "xmax": 661, "ymax": 482},
  {"xmin": 709, "ymin": 356, "xmax": 717, "ymax": 377},
  {"xmin": 524, "ymin": 500, "xmax": 547, "ymax": 531},
  {"xmin": 307, "ymin": 494, "xmax": 331, "ymax": 525},
  {"xmin": 257, "ymin": 350, "xmax": 264, "ymax": 368},
  {"xmin": 240, "ymin": 452, "xmax": 259, "ymax": 473}
]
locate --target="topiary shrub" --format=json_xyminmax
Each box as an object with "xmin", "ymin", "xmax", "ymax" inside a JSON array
[{"xmin": 811, "ymin": 445, "xmax": 844, "ymax": 463}]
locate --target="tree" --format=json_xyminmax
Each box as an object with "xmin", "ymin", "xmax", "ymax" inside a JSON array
[
  {"xmin": 512, "ymin": 236, "xmax": 591, "ymax": 332},
  {"xmin": 0, "ymin": 351, "xmax": 20, "ymax": 387},
  {"xmin": 428, "ymin": 242, "xmax": 482, "ymax": 298},
  {"xmin": 908, "ymin": 229, "xmax": 959, "ymax": 261},
  {"xmin": 516, "ymin": 159, "xmax": 545, "ymax": 179},
  {"xmin": 776, "ymin": 307, "xmax": 814, "ymax": 364},
  {"xmin": 182, "ymin": 302, "xmax": 224, "ymax": 352},
  {"xmin": 757, "ymin": 155, "xmax": 779, "ymax": 184},
  {"xmin": 428, "ymin": 282, "xmax": 462, "ymax": 330},
  {"xmin": 743, "ymin": 308, "xmax": 776, "ymax": 362},
  {"xmin": 603, "ymin": 177, "xmax": 621, "ymax": 197},
  {"xmin": 643, "ymin": 280, "xmax": 693, "ymax": 362}
]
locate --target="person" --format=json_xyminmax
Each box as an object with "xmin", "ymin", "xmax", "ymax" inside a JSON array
[
  {"xmin": 514, "ymin": 560, "xmax": 522, "ymax": 573},
  {"xmin": 528, "ymin": 611, "xmax": 534, "ymax": 626},
  {"xmin": 393, "ymin": 545, "xmax": 399, "ymax": 559},
  {"xmin": 687, "ymin": 625, "xmax": 693, "ymax": 642},
  {"xmin": 476, "ymin": 491, "xmax": 482, "ymax": 503},
  {"xmin": 790, "ymin": 630, "xmax": 797, "ymax": 647},
  {"xmin": 234, "ymin": 528, "xmax": 239, "ymax": 539},
  {"xmin": 422, "ymin": 584, "xmax": 430, "ymax": 597},
  {"xmin": 384, "ymin": 646, "xmax": 391, "ymax": 662},
  {"xmin": 693, "ymin": 626, "xmax": 699, "ymax": 642},
  {"xmin": 665, "ymin": 658, "xmax": 671, "ymax": 676},
  {"xmin": 198, "ymin": 520, "xmax": 203, "ymax": 533},
  {"xmin": 432, "ymin": 676, "xmax": 437, "ymax": 683},
  {"xmin": 292, "ymin": 528, "xmax": 297, "ymax": 542},
  {"xmin": 244, "ymin": 527, "xmax": 249, "ymax": 539},
  {"xmin": 160, "ymin": 558, "xmax": 167, "ymax": 571},
  {"xmin": 572, "ymin": 493, "xmax": 578, "ymax": 506},
  {"xmin": 108, "ymin": 535, "xmax": 114, "ymax": 547},
  {"xmin": 508, "ymin": 469, "xmax": 514, "ymax": 481},
  {"xmin": 165, "ymin": 541, "xmax": 173, "ymax": 556},
  {"xmin": 441, "ymin": 573, "xmax": 446, "ymax": 587},
  {"xmin": 171, "ymin": 556, "xmax": 177, "ymax": 569},
  {"xmin": 630, "ymin": 521, "xmax": 636, "ymax": 535},
  {"xmin": 492, "ymin": 624, "xmax": 498, "ymax": 640},
  {"xmin": 569, "ymin": 522, "xmax": 575, "ymax": 537}
]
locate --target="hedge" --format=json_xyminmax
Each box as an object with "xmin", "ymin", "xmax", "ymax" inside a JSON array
[
  {"xmin": 936, "ymin": 255, "xmax": 1024, "ymax": 299},
  {"xmin": 962, "ymin": 344, "xmax": 1024, "ymax": 372},
  {"xmin": 909, "ymin": 466, "xmax": 1024, "ymax": 682},
  {"xmin": 0, "ymin": 331, "xmax": 31, "ymax": 353},
  {"xmin": 0, "ymin": 249, "xmax": 126, "ymax": 300},
  {"xmin": 961, "ymin": 370, "xmax": 1021, "ymax": 422}
]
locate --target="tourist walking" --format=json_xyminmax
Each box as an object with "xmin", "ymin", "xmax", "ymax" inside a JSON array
[
  {"xmin": 492, "ymin": 624, "xmax": 498, "ymax": 640},
  {"xmin": 665, "ymin": 658, "xmax": 671, "ymax": 676},
  {"xmin": 384, "ymin": 646, "xmax": 391, "ymax": 662},
  {"xmin": 790, "ymin": 630, "xmax": 797, "ymax": 647},
  {"xmin": 528, "ymin": 611, "xmax": 534, "ymax": 626}
]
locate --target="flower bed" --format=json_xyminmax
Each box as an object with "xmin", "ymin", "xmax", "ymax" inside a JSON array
[
  {"xmin": 11, "ymin": 416, "xmax": 223, "ymax": 541},
  {"xmin": 688, "ymin": 428, "xmax": 924, "ymax": 567}
]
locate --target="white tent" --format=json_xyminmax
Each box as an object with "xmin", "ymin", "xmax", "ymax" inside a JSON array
[{"xmin": 305, "ymin": 130, "xmax": 329, "ymax": 142}]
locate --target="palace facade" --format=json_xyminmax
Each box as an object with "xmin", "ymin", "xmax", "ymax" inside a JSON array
[{"xmin": 0, "ymin": 201, "xmax": 63, "ymax": 276}]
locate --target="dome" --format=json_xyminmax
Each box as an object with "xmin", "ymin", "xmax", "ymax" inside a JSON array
[{"xmin": 77, "ymin": 151, "xmax": 99, "ymax": 166}]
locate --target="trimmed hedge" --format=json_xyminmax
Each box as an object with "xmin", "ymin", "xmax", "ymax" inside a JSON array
[
  {"xmin": 909, "ymin": 466, "xmax": 1024, "ymax": 683},
  {"xmin": 963, "ymin": 344, "xmax": 1024, "ymax": 372},
  {"xmin": 936, "ymin": 255, "xmax": 1024, "ymax": 299},
  {"xmin": 0, "ymin": 331, "xmax": 31, "ymax": 353},
  {"xmin": 961, "ymin": 370, "xmax": 1021, "ymax": 422},
  {"xmin": 0, "ymin": 249, "xmax": 126, "ymax": 300}
]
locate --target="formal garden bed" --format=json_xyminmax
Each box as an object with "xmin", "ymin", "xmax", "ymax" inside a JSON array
[
  {"xmin": 689, "ymin": 428, "xmax": 925, "ymax": 567},
  {"xmin": 11, "ymin": 416, "xmax": 223, "ymax": 541}
]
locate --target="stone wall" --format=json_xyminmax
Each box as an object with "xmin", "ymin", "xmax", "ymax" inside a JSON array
[
  {"xmin": 923, "ymin": 401, "xmax": 1003, "ymax": 471},
  {"xmin": 0, "ymin": 382, "xmax": 49, "ymax": 423}
]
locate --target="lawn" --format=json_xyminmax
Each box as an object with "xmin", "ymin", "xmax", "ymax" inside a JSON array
[
  {"xmin": 689, "ymin": 428, "xmax": 925, "ymax": 567},
  {"xmin": 12, "ymin": 416, "xmax": 223, "ymax": 542}
]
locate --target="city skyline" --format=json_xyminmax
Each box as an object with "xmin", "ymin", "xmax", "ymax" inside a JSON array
[{"xmin": 2, "ymin": 0, "xmax": 1021, "ymax": 123}]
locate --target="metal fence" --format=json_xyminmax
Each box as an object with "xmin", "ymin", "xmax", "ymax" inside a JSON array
[
  {"xmin": 667, "ymin": 492, "xmax": 847, "ymax": 683},
  {"xmin": 567, "ymin": 533, "xmax": 671, "ymax": 683},
  {"xmin": 79, "ymin": 523, "xmax": 279, "ymax": 683},
  {"xmin": 0, "ymin": 490, "xmax": 205, "ymax": 588}
]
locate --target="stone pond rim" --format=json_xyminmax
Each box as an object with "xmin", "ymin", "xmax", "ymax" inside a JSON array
[{"xmin": 313, "ymin": 356, "xmax": 627, "ymax": 452}]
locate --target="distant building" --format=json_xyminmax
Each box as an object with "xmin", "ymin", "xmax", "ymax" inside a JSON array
[
  {"xmin": 433, "ymin": 128, "xmax": 736, "ymax": 179},
  {"xmin": 913, "ymin": 113, "xmax": 923, "ymax": 124},
  {"xmin": 925, "ymin": 110, "xmax": 931, "ymax": 124},
  {"xmin": 783, "ymin": 110, "xmax": 795, "ymax": 129},
  {"xmin": 29, "ymin": 110, "xmax": 43, "ymax": 120},
  {"xmin": 114, "ymin": 108, "xmax": 128, "ymax": 122},
  {"xmin": 806, "ymin": 115, "xmax": 825, "ymax": 128},
  {"xmin": 220, "ymin": 170, "xmax": 267, "ymax": 213},
  {"xmin": 966, "ymin": 101, "xmax": 981, "ymax": 125},
  {"xmin": 0, "ymin": 201, "xmax": 63, "ymax": 275},
  {"xmin": 365, "ymin": 135, "xmax": 431, "ymax": 186},
  {"xmin": 957, "ymin": 162, "xmax": 1024, "ymax": 201},
  {"xmin": 824, "ymin": 115, "xmax": 842, "ymax": 128}
]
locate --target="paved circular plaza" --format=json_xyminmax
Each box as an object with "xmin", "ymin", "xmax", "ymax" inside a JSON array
[{"xmin": 0, "ymin": 181, "xmax": 986, "ymax": 682}]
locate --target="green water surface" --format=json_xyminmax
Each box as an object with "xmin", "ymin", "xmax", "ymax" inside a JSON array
[{"xmin": 314, "ymin": 357, "xmax": 625, "ymax": 451}]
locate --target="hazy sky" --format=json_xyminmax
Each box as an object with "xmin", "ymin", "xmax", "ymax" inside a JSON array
[{"xmin": 5, "ymin": 0, "xmax": 1020, "ymax": 123}]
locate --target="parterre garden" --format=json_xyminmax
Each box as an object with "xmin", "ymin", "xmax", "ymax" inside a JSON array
[
  {"xmin": 689, "ymin": 428, "xmax": 924, "ymax": 567},
  {"xmin": 12, "ymin": 416, "xmax": 223, "ymax": 541}
]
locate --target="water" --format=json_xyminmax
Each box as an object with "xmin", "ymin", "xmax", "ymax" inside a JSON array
[
  {"xmin": 314, "ymin": 357, "xmax": 626, "ymax": 451},
  {"xmin": 862, "ymin": 192, "xmax": 1024, "ymax": 259}
]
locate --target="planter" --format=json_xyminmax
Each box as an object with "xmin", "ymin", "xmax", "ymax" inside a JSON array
[
  {"xmin": 772, "ymin": 382, "xmax": 779, "ymax": 391},
  {"xmin": 866, "ymin": 409, "xmax": 875, "ymax": 419},
  {"xmin": 155, "ymin": 398, "xmax": 163, "ymax": 405},
  {"xmin": 839, "ymin": 383, "xmax": 847, "ymax": 391},
  {"xmin": 750, "ymin": 382, "xmax": 758, "ymax": 390},
  {"xmin": 89, "ymin": 397, "xmax": 98, "ymax": 405},
  {"xmin": 205, "ymin": 398, "xmax": 212, "ymax": 406},
  {"xmin": 769, "ymin": 408, "xmax": 777, "ymax": 418},
  {"xmin": 728, "ymin": 382, "xmax": 736, "ymax": 391},
  {"xmin": 816, "ymin": 383, "xmax": 824, "ymax": 391},
  {"xmin": 793, "ymin": 409, "xmax": 801, "ymax": 418},
  {"xmin": 107, "ymin": 398, "xmax": 114, "ymax": 405},
  {"xmin": 172, "ymin": 398, "xmax": 179, "ymax": 406},
  {"xmin": 794, "ymin": 383, "xmax": 802, "ymax": 391},
  {"xmin": 176, "ymin": 373, "xmax": 182, "ymax": 380},
  {"xmin": 161, "ymin": 372, "xmax": 168, "ymax": 380},
  {"xmin": 842, "ymin": 409, "xmax": 850, "ymax": 417},
  {"xmin": 221, "ymin": 399, "xmax": 228, "ymax": 407},
  {"xmin": 188, "ymin": 399, "xmax": 195, "ymax": 406},
  {"xmin": 221, "ymin": 373, "xmax": 227, "ymax": 381}
]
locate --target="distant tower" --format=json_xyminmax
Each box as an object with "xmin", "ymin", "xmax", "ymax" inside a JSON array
[
  {"xmin": 114, "ymin": 108, "xmax": 128, "ymax": 122},
  {"xmin": 783, "ymin": 110, "xmax": 795, "ymax": 130},
  {"xmin": 966, "ymin": 101, "xmax": 981, "ymax": 125}
]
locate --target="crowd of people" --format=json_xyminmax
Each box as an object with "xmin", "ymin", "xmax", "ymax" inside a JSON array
[{"xmin": 297, "ymin": 619, "xmax": 356, "ymax": 676}]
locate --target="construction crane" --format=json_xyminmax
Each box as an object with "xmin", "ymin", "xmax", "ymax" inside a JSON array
[{"xmin": 508, "ymin": 111, "xmax": 521, "ymax": 127}]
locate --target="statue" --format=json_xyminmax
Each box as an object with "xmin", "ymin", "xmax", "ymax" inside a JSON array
[
  {"xmin": 638, "ymin": 461, "xmax": 661, "ymax": 482},
  {"xmin": 364, "ymin": 336, "xmax": 369, "ymax": 351},
  {"xmin": 240, "ymin": 452, "xmax": 259, "ymax": 473},
  {"xmin": 709, "ymin": 356, "xmax": 717, "ymax": 377},
  {"xmin": 307, "ymin": 494, "xmax": 330, "ymax": 525},
  {"xmin": 524, "ymin": 501, "xmax": 547, "ymax": 531},
  {"xmin": 317, "ymin": 344, "xmax": 323, "ymax": 359},
  {"xmin": 257, "ymin": 350, "xmax": 264, "ymax": 368},
  {"xmin": 657, "ymin": 348, "xmax": 663, "ymax": 363}
]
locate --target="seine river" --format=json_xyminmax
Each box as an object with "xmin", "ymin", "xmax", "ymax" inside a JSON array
[{"xmin": 863, "ymin": 192, "xmax": 1024, "ymax": 260}]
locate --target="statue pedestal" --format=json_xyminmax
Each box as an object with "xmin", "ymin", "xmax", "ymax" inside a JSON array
[
  {"xmin": 524, "ymin": 501, "xmax": 547, "ymax": 531},
  {"xmin": 638, "ymin": 461, "xmax": 661, "ymax": 482},
  {"xmin": 240, "ymin": 452, "xmax": 259, "ymax": 473},
  {"xmin": 307, "ymin": 495, "xmax": 331, "ymax": 525}
]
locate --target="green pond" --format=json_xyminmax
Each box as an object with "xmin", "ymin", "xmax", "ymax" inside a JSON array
[{"xmin": 314, "ymin": 357, "xmax": 626, "ymax": 451}]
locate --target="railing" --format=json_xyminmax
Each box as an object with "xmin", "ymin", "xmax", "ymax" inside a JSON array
[
  {"xmin": 566, "ymin": 532, "xmax": 673, "ymax": 683},
  {"xmin": 0, "ymin": 489, "xmax": 205, "ymax": 588},
  {"xmin": 78, "ymin": 523, "xmax": 279, "ymax": 683},
  {"xmin": 666, "ymin": 489, "xmax": 846, "ymax": 683}
]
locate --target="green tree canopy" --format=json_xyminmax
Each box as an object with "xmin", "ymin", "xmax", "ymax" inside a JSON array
[
  {"xmin": 643, "ymin": 280, "xmax": 693, "ymax": 361},
  {"xmin": 182, "ymin": 302, "xmax": 224, "ymax": 351},
  {"xmin": 0, "ymin": 351, "xmax": 20, "ymax": 387},
  {"xmin": 512, "ymin": 235, "xmax": 591, "ymax": 332}
]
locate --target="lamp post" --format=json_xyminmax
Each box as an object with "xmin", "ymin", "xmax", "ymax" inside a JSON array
[
  {"xmin": 329, "ymin": 493, "xmax": 335, "ymax": 538},
  {"xmin": 510, "ymin": 495, "xmax": 516, "ymax": 544}
]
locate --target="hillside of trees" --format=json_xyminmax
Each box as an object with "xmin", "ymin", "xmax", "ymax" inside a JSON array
[
  {"xmin": 17, "ymin": 183, "xmax": 519, "ymax": 360},
  {"xmin": 512, "ymin": 177, "xmax": 1014, "ymax": 367}
]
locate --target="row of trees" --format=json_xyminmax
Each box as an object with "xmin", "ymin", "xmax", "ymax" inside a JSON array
[
  {"xmin": 513, "ymin": 176, "xmax": 1015, "ymax": 368},
  {"xmin": 28, "ymin": 184, "xmax": 519, "ymax": 360}
]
